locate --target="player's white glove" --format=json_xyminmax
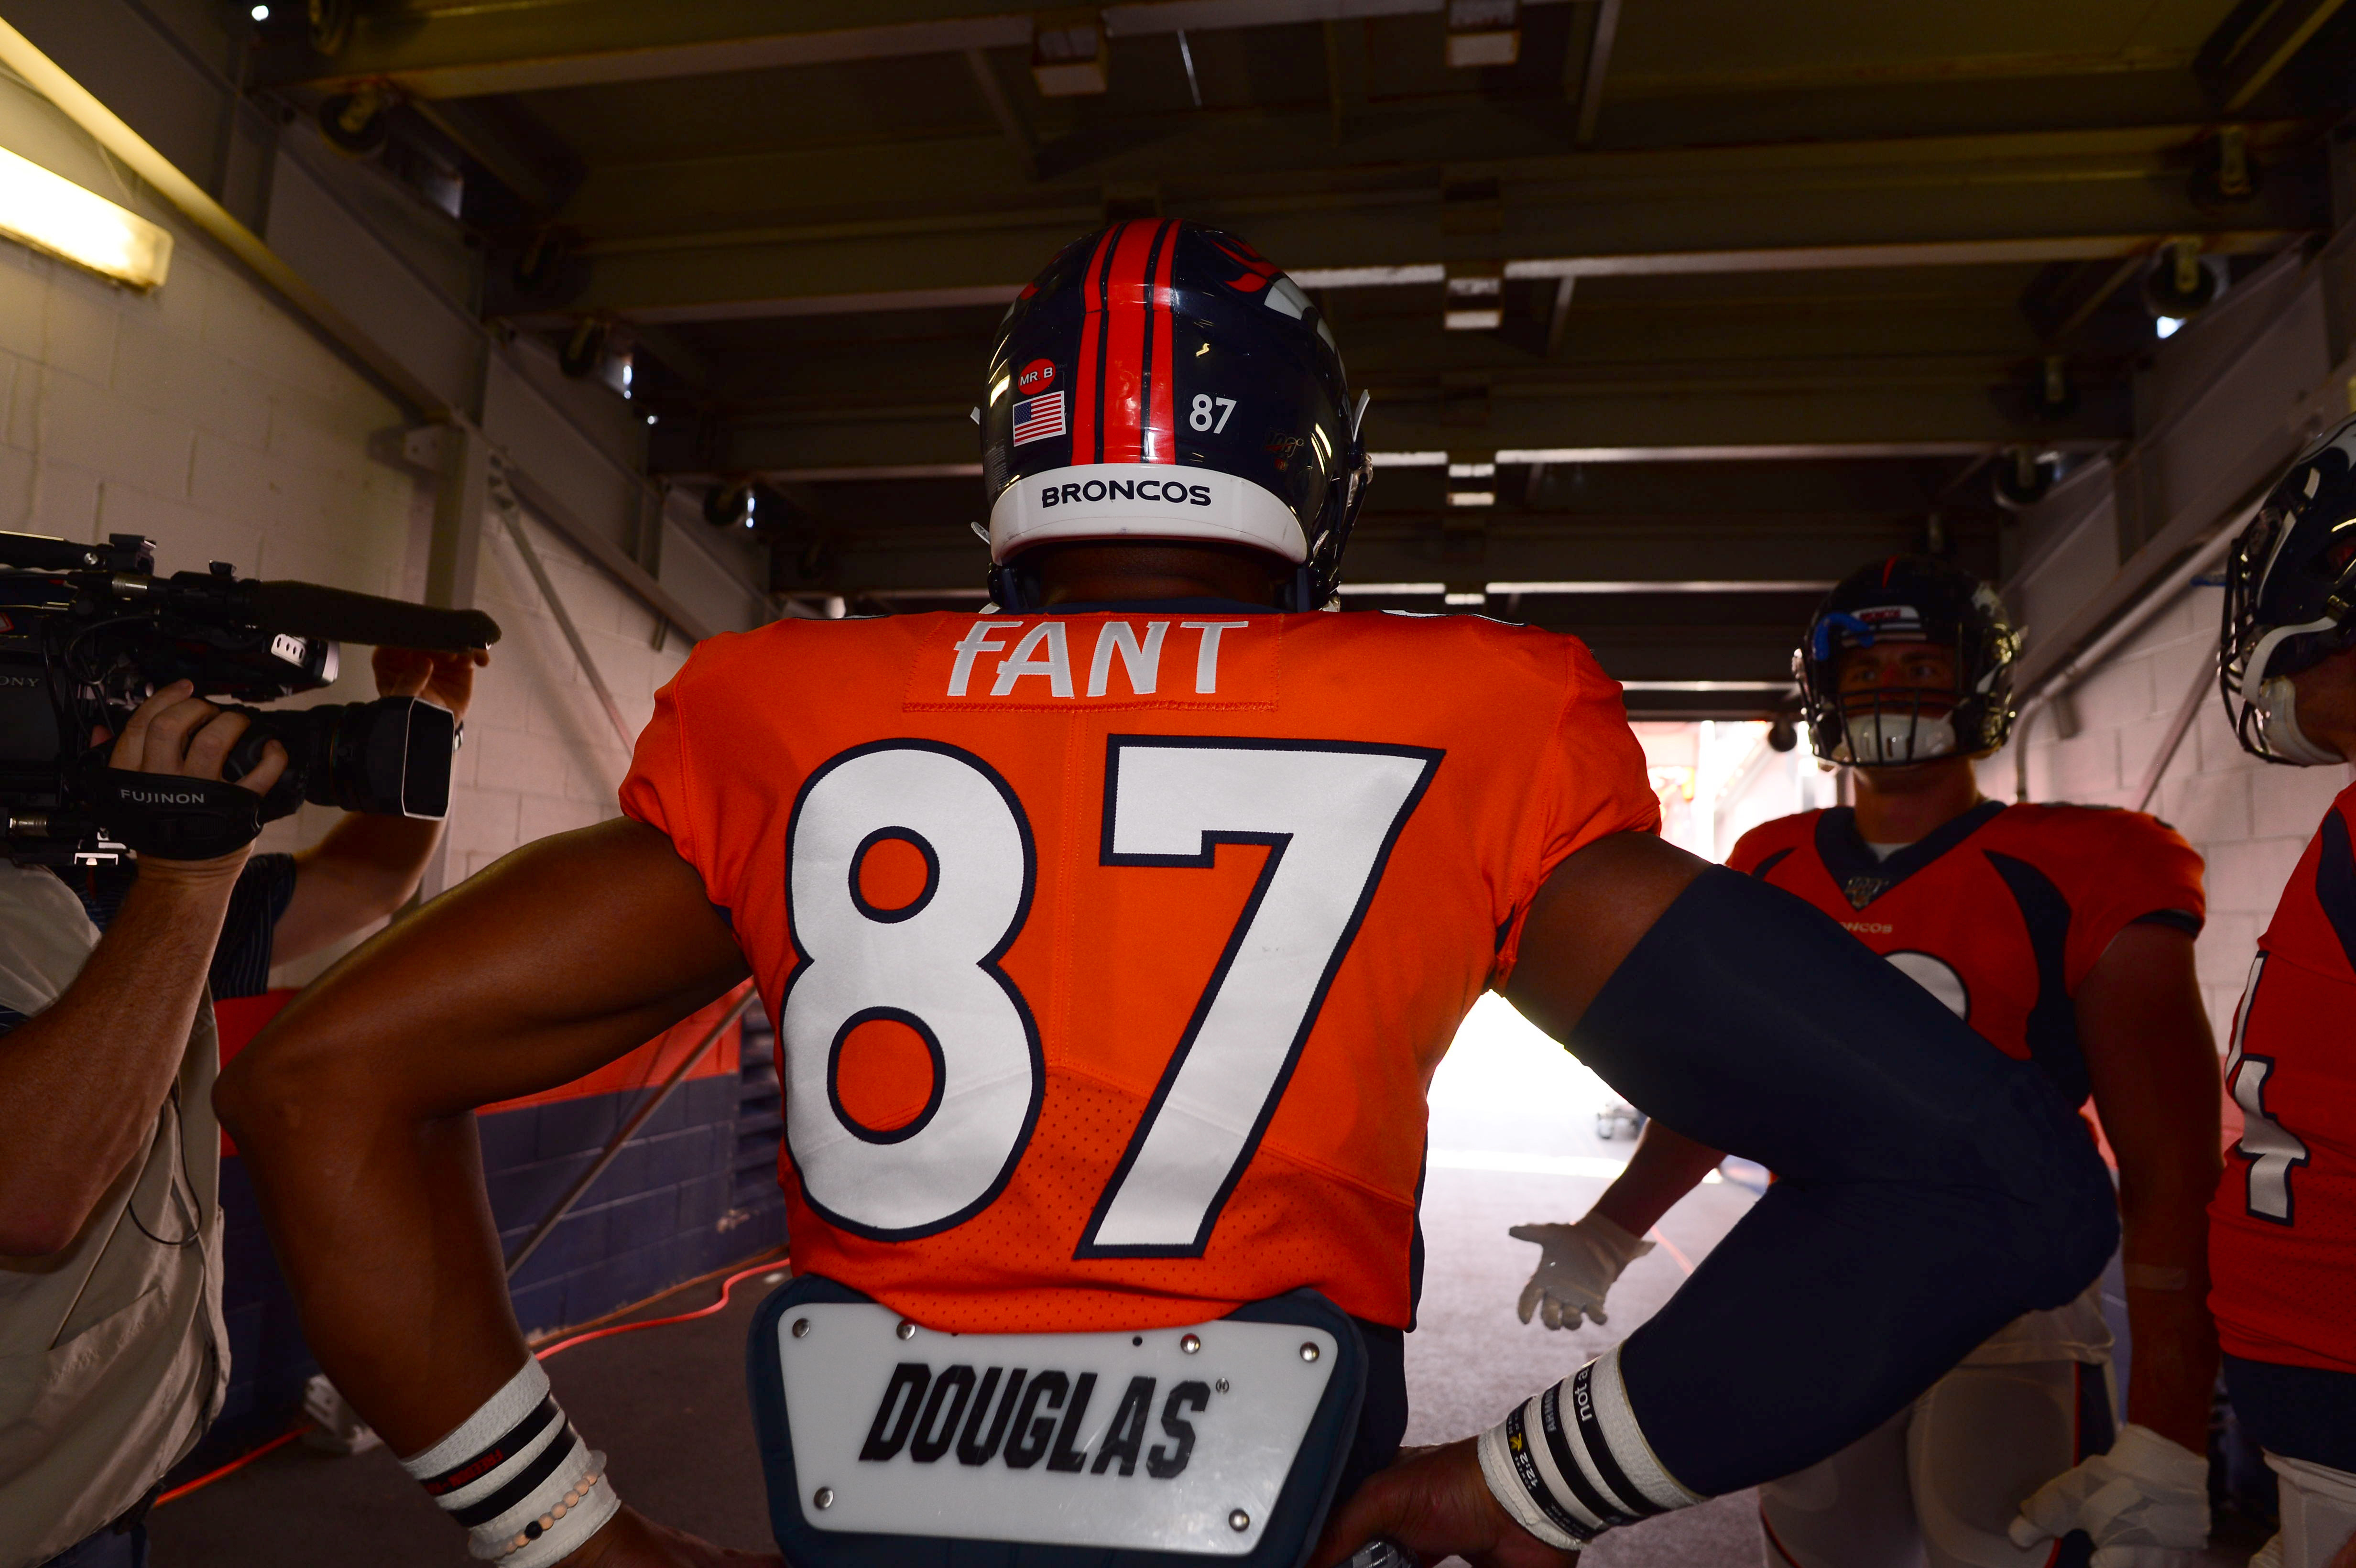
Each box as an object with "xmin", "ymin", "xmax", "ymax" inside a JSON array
[
  {"xmin": 2007, "ymin": 1424, "xmax": 2211, "ymax": 1568},
  {"xmin": 1508, "ymin": 1214, "xmax": 1652, "ymax": 1331}
]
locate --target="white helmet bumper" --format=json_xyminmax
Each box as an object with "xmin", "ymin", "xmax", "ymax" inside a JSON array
[{"xmin": 988, "ymin": 463, "xmax": 1308, "ymax": 566}]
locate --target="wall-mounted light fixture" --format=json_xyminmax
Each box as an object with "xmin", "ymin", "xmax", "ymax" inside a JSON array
[{"xmin": 0, "ymin": 144, "xmax": 170, "ymax": 288}]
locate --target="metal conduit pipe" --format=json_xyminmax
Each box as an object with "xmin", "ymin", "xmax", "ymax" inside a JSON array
[{"xmin": 2011, "ymin": 520, "xmax": 2243, "ymax": 802}]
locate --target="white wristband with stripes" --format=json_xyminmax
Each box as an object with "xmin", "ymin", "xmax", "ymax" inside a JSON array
[
  {"xmin": 399, "ymin": 1359, "xmax": 621, "ymax": 1566},
  {"xmin": 1478, "ymin": 1348, "xmax": 1705, "ymax": 1547}
]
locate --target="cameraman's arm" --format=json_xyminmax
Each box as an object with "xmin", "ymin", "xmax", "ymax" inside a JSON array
[
  {"xmin": 274, "ymin": 647, "xmax": 489, "ymax": 962},
  {"xmin": 0, "ymin": 683, "xmax": 285, "ymax": 1257}
]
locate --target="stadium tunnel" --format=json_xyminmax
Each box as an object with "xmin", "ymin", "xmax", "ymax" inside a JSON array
[{"xmin": 0, "ymin": 0, "xmax": 2349, "ymax": 1562}]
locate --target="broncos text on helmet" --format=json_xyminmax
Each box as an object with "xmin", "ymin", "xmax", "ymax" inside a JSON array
[
  {"xmin": 1795, "ymin": 555, "xmax": 2022, "ymax": 767},
  {"xmin": 2221, "ymin": 412, "xmax": 2356, "ymax": 765},
  {"xmin": 979, "ymin": 221, "xmax": 1371, "ymax": 612}
]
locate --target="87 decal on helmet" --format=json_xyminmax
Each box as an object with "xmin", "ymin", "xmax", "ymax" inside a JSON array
[
  {"xmin": 2221, "ymin": 412, "xmax": 2356, "ymax": 765},
  {"xmin": 979, "ymin": 220, "xmax": 1372, "ymax": 611},
  {"xmin": 1795, "ymin": 555, "xmax": 2022, "ymax": 766}
]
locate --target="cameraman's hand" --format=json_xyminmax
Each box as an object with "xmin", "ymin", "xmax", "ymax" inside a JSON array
[
  {"xmin": 374, "ymin": 644, "xmax": 490, "ymax": 720},
  {"xmin": 106, "ymin": 680, "xmax": 287, "ymax": 878}
]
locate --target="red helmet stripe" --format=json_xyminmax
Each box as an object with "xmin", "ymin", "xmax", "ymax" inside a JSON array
[
  {"xmin": 1072, "ymin": 227, "xmax": 1120, "ymax": 464},
  {"xmin": 1095, "ymin": 220, "xmax": 1162, "ymax": 464},
  {"xmin": 1143, "ymin": 222, "xmax": 1178, "ymax": 462}
]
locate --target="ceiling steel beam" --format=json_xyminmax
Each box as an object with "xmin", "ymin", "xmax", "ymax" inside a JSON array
[
  {"xmin": 524, "ymin": 119, "xmax": 2316, "ymax": 320},
  {"xmin": 262, "ymin": 0, "xmax": 1588, "ymax": 98},
  {"xmin": 555, "ymin": 227, "xmax": 2306, "ymax": 326},
  {"xmin": 1573, "ymin": 0, "xmax": 1619, "ymax": 143},
  {"xmin": 2196, "ymin": 0, "xmax": 2354, "ymax": 112},
  {"xmin": 777, "ymin": 514, "xmax": 1963, "ymax": 596}
]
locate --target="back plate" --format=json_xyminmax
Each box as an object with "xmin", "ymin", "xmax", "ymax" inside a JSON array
[{"xmin": 748, "ymin": 1276, "xmax": 1367, "ymax": 1568}]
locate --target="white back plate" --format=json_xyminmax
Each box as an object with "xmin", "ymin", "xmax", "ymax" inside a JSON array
[{"xmin": 776, "ymin": 1304, "xmax": 1337, "ymax": 1554}]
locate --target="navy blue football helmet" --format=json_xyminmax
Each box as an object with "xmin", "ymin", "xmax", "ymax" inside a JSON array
[
  {"xmin": 2222, "ymin": 413, "xmax": 2356, "ymax": 764},
  {"xmin": 980, "ymin": 221, "xmax": 1371, "ymax": 610},
  {"xmin": 1796, "ymin": 555, "xmax": 2021, "ymax": 766}
]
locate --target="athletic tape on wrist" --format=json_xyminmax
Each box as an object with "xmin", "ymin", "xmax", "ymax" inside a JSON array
[
  {"xmin": 1479, "ymin": 1349, "xmax": 1705, "ymax": 1546},
  {"xmin": 399, "ymin": 1360, "xmax": 621, "ymax": 1566}
]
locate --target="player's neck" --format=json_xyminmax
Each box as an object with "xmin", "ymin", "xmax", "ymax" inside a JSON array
[
  {"xmin": 1032, "ymin": 541, "xmax": 1287, "ymax": 608},
  {"xmin": 1847, "ymin": 757, "xmax": 1984, "ymax": 847}
]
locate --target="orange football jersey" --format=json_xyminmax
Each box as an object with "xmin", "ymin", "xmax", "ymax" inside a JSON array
[
  {"xmin": 1726, "ymin": 801, "xmax": 2205, "ymax": 1105},
  {"xmin": 620, "ymin": 606, "xmax": 1657, "ymax": 1334},
  {"xmin": 2209, "ymin": 779, "xmax": 2356, "ymax": 1375}
]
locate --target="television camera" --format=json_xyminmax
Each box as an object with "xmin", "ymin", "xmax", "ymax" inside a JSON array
[{"xmin": 0, "ymin": 529, "xmax": 500, "ymax": 865}]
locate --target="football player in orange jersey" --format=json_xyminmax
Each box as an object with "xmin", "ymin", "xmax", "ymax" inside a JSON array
[
  {"xmin": 220, "ymin": 224, "xmax": 2118, "ymax": 1568},
  {"xmin": 1509, "ymin": 556, "xmax": 2226, "ymax": 1568},
  {"xmin": 2207, "ymin": 419, "xmax": 2356, "ymax": 1568}
]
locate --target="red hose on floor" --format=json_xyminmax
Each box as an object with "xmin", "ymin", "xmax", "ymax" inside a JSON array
[
  {"xmin": 530, "ymin": 1260, "xmax": 786, "ymax": 1361},
  {"xmin": 154, "ymin": 1424, "xmax": 306, "ymax": 1506},
  {"xmin": 155, "ymin": 1259, "xmax": 792, "ymax": 1506}
]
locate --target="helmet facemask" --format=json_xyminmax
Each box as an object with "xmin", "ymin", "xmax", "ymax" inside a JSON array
[
  {"xmin": 1825, "ymin": 632, "xmax": 1965, "ymax": 766},
  {"xmin": 2221, "ymin": 471, "xmax": 2356, "ymax": 766}
]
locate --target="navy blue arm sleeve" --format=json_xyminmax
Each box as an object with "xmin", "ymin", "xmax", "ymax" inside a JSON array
[{"xmin": 1566, "ymin": 867, "xmax": 2118, "ymax": 1497}]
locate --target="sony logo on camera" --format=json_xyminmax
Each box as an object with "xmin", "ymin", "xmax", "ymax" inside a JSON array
[{"xmin": 858, "ymin": 1361, "xmax": 1209, "ymax": 1481}]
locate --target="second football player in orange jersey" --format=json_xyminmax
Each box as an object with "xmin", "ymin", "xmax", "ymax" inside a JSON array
[{"xmin": 1515, "ymin": 556, "xmax": 2224, "ymax": 1568}]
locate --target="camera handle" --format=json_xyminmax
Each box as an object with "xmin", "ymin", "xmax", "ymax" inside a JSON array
[{"xmin": 76, "ymin": 751, "xmax": 263, "ymax": 861}]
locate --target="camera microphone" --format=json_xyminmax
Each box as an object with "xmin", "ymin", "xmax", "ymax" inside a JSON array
[{"xmin": 229, "ymin": 580, "xmax": 500, "ymax": 652}]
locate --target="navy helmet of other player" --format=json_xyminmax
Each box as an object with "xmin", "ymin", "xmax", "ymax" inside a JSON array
[
  {"xmin": 978, "ymin": 219, "xmax": 1372, "ymax": 612},
  {"xmin": 1795, "ymin": 554, "xmax": 2022, "ymax": 766},
  {"xmin": 2222, "ymin": 412, "xmax": 2356, "ymax": 765}
]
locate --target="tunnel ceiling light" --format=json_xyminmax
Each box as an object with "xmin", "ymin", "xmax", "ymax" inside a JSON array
[
  {"xmin": 1445, "ymin": 0, "xmax": 1519, "ymax": 67},
  {"xmin": 0, "ymin": 144, "xmax": 170, "ymax": 288},
  {"xmin": 1032, "ymin": 12, "xmax": 1109, "ymax": 97},
  {"xmin": 251, "ymin": 4, "xmax": 269, "ymax": 17}
]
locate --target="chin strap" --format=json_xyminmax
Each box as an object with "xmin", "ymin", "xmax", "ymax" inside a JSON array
[
  {"xmin": 1280, "ymin": 562, "xmax": 1319, "ymax": 612},
  {"xmin": 986, "ymin": 559, "xmax": 1036, "ymax": 613}
]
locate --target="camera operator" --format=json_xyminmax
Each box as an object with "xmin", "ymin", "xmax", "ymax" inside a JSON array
[{"xmin": 0, "ymin": 644, "xmax": 487, "ymax": 1568}]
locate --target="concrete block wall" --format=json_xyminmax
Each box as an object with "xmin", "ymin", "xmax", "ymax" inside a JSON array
[{"xmin": 1983, "ymin": 586, "xmax": 2354, "ymax": 1037}]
